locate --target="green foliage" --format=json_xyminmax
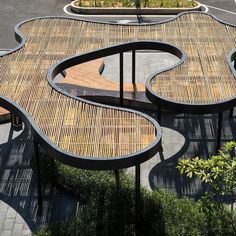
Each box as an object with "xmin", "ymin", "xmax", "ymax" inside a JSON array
[
  {"xmin": 177, "ymin": 142, "xmax": 236, "ymax": 235},
  {"xmin": 177, "ymin": 142, "xmax": 236, "ymax": 197},
  {"xmin": 145, "ymin": 190, "xmax": 207, "ymax": 236},
  {"xmin": 36, "ymin": 188, "xmax": 210, "ymax": 236},
  {"xmin": 75, "ymin": 0, "xmax": 196, "ymax": 8},
  {"xmin": 36, "ymin": 146, "xmax": 236, "ymax": 236},
  {"xmin": 199, "ymin": 193, "xmax": 236, "ymax": 236}
]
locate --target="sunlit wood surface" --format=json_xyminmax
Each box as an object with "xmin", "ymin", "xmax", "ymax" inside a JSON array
[{"xmin": 0, "ymin": 12, "xmax": 235, "ymax": 159}]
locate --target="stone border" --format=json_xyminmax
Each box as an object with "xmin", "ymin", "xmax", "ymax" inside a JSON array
[{"xmin": 71, "ymin": 1, "xmax": 201, "ymax": 15}]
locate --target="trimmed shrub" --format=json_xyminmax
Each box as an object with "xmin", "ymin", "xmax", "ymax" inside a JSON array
[
  {"xmin": 75, "ymin": 0, "xmax": 196, "ymax": 8},
  {"xmin": 36, "ymin": 150, "xmax": 236, "ymax": 236}
]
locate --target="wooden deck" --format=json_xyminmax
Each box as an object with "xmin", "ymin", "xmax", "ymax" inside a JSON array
[{"xmin": 57, "ymin": 58, "xmax": 149, "ymax": 104}]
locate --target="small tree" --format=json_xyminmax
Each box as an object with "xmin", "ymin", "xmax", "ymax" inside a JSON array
[{"xmin": 177, "ymin": 142, "xmax": 236, "ymax": 233}]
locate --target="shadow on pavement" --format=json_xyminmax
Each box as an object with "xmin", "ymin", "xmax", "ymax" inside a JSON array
[
  {"xmin": 149, "ymin": 111, "xmax": 236, "ymax": 199},
  {"xmin": 0, "ymin": 123, "xmax": 77, "ymax": 233}
]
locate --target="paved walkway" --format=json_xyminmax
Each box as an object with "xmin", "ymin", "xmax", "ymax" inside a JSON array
[
  {"xmin": 0, "ymin": 109, "xmax": 235, "ymax": 234},
  {"xmin": 0, "ymin": 200, "xmax": 31, "ymax": 236},
  {"xmin": 0, "ymin": 123, "xmax": 77, "ymax": 235}
]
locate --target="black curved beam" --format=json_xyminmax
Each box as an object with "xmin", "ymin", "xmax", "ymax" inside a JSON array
[
  {"xmin": 1, "ymin": 11, "xmax": 236, "ymax": 170},
  {"xmin": 1, "ymin": 24, "xmax": 169, "ymax": 171},
  {"xmin": 145, "ymin": 12, "xmax": 236, "ymax": 115},
  {"xmin": 10, "ymin": 12, "xmax": 236, "ymax": 116}
]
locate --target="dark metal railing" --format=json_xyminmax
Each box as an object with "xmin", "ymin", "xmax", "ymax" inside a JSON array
[{"xmin": 51, "ymin": 41, "xmax": 183, "ymax": 107}]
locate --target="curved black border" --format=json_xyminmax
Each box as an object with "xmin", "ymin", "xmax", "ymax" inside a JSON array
[
  {"xmin": 145, "ymin": 12, "xmax": 236, "ymax": 114},
  {"xmin": 0, "ymin": 11, "xmax": 236, "ymax": 170},
  {"xmin": 1, "ymin": 17, "xmax": 166, "ymax": 170},
  {"xmin": 11, "ymin": 11, "xmax": 236, "ymax": 115}
]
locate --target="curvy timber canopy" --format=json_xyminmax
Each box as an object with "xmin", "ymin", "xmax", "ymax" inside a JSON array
[
  {"xmin": 0, "ymin": 12, "xmax": 236, "ymax": 169},
  {"xmin": 146, "ymin": 12, "xmax": 236, "ymax": 114}
]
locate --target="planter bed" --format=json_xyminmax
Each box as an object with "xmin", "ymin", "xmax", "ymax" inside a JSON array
[{"xmin": 71, "ymin": 1, "xmax": 201, "ymax": 15}]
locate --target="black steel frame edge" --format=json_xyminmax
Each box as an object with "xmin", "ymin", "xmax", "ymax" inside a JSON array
[
  {"xmin": 1, "ymin": 11, "xmax": 235, "ymax": 169},
  {"xmin": 3, "ymin": 12, "xmax": 236, "ymax": 115},
  {"xmin": 0, "ymin": 20, "xmax": 164, "ymax": 170},
  {"xmin": 13, "ymin": 11, "xmax": 235, "ymax": 115}
]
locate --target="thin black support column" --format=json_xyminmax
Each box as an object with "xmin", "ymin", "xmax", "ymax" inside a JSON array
[
  {"xmin": 157, "ymin": 106, "xmax": 162, "ymax": 125},
  {"xmin": 114, "ymin": 169, "xmax": 120, "ymax": 193},
  {"xmin": 33, "ymin": 139, "xmax": 43, "ymax": 214},
  {"xmin": 229, "ymin": 108, "xmax": 234, "ymax": 118},
  {"xmin": 132, "ymin": 50, "xmax": 136, "ymax": 84},
  {"xmin": 120, "ymin": 52, "xmax": 124, "ymax": 106},
  {"xmin": 11, "ymin": 114, "xmax": 23, "ymax": 130},
  {"xmin": 135, "ymin": 164, "xmax": 141, "ymax": 234},
  {"xmin": 216, "ymin": 112, "xmax": 223, "ymax": 154},
  {"xmin": 230, "ymin": 60, "xmax": 236, "ymax": 118}
]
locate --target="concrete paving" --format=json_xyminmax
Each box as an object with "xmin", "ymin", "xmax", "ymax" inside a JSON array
[
  {"xmin": 0, "ymin": 123, "xmax": 77, "ymax": 235},
  {"xmin": 0, "ymin": 0, "xmax": 68, "ymax": 48},
  {"xmin": 198, "ymin": 0, "xmax": 236, "ymax": 25},
  {"xmin": 103, "ymin": 52, "xmax": 179, "ymax": 84},
  {"xmin": 0, "ymin": 200, "xmax": 31, "ymax": 236},
  {"xmin": 1, "ymin": 0, "xmax": 236, "ymax": 48},
  {"xmin": 126, "ymin": 111, "xmax": 236, "ymax": 199}
]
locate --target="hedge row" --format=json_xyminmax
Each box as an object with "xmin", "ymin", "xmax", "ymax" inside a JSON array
[
  {"xmin": 35, "ymin": 151, "xmax": 236, "ymax": 236},
  {"xmin": 74, "ymin": 0, "xmax": 196, "ymax": 8}
]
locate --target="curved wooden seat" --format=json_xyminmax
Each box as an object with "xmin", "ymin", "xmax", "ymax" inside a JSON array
[
  {"xmin": 61, "ymin": 58, "xmax": 145, "ymax": 92},
  {"xmin": 0, "ymin": 107, "xmax": 10, "ymax": 122},
  {"xmin": 0, "ymin": 108, "xmax": 9, "ymax": 116}
]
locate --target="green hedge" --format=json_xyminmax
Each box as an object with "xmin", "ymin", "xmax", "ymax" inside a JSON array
[
  {"xmin": 36, "ymin": 151, "xmax": 236, "ymax": 236},
  {"xmin": 74, "ymin": 0, "xmax": 196, "ymax": 8}
]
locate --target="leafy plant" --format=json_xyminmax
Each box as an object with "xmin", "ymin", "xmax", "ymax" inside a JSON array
[
  {"xmin": 36, "ymin": 145, "xmax": 236, "ymax": 235},
  {"xmin": 177, "ymin": 142, "xmax": 236, "ymax": 201},
  {"xmin": 74, "ymin": 0, "xmax": 196, "ymax": 8},
  {"xmin": 177, "ymin": 142, "xmax": 236, "ymax": 234}
]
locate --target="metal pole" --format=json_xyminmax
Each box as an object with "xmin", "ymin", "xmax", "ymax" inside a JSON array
[
  {"xmin": 114, "ymin": 169, "xmax": 120, "ymax": 193},
  {"xmin": 229, "ymin": 108, "xmax": 234, "ymax": 118},
  {"xmin": 157, "ymin": 106, "xmax": 162, "ymax": 125},
  {"xmin": 135, "ymin": 0, "xmax": 140, "ymax": 8},
  {"xmin": 33, "ymin": 139, "xmax": 43, "ymax": 214},
  {"xmin": 229, "ymin": 60, "xmax": 236, "ymax": 118},
  {"xmin": 135, "ymin": 164, "xmax": 141, "ymax": 234},
  {"xmin": 120, "ymin": 52, "xmax": 124, "ymax": 106},
  {"xmin": 216, "ymin": 112, "xmax": 223, "ymax": 154},
  {"xmin": 11, "ymin": 114, "xmax": 23, "ymax": 129},
  {"xmin": 132, "ymin": 50, "xmax": 136, "ymax": 84}
]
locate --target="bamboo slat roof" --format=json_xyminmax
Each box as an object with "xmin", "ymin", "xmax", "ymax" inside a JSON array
[
  {"xmin": 149, "ymin": 13, "xmax": 236, "ymax": 105},
  {"xmin": 0, "ymin": 16, "xmax": 160, "ymax": 167},
  {"xmin": 0, "ymin": 12, "xmax": 235, "ymax": 167}
]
